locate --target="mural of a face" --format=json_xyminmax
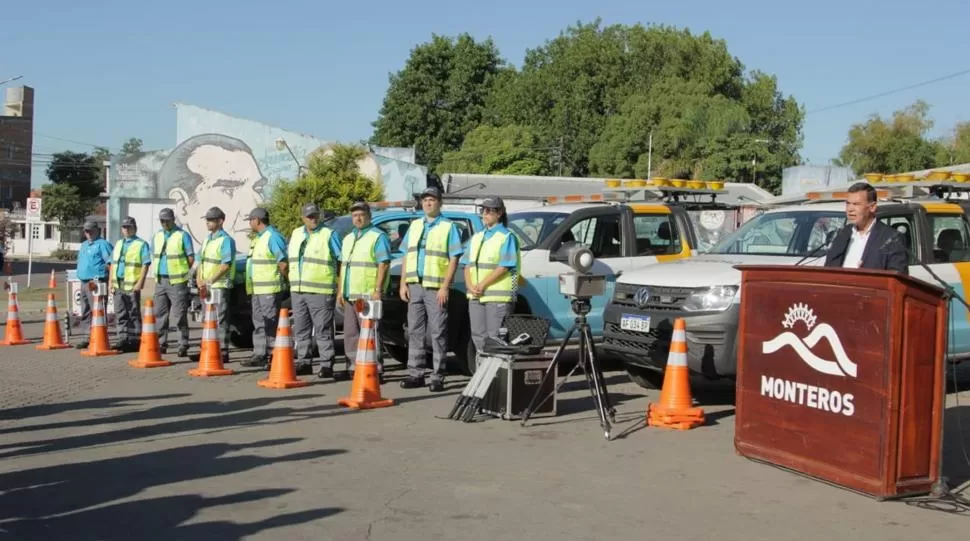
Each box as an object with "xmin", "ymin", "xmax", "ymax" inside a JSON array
[{"xmin": 158, "ymin": 134, "xmax": 266, "ymax": 255}]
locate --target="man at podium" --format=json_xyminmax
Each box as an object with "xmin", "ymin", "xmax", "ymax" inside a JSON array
[{"xmin": 823, "ymin": 182, "xmax": 908, "ymax": 274}]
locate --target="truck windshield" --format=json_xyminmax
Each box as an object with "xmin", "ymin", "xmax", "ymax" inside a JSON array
[
  {"xmin": 507, "ymin": 211, "xmax": 569, "ymax": 250},
  {"xmin": 708, "ymin": 210, "xmax": 846, "ymax": 256}
]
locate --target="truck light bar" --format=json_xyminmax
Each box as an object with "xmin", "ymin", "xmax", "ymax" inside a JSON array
[{"xmin": 805, "ymin": 189, "xmax": 892, "ymax": 201}]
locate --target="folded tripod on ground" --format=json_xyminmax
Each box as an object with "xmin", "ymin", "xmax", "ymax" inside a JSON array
[{"xmin": 444, "ymin": 315, "xmax": 550, "ymax": 422}]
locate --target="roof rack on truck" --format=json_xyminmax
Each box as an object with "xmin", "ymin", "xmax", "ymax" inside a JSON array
[{"xmin": 553, "ymin": 177, "xmax": 743, "ymax": 211}]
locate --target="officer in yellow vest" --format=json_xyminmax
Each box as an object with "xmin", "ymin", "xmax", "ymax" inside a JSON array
[
  {"xmin": 108, "ymin": 216, "xmax": 151, "ymax": 352},
  {"xmin": 152, "ymin": 207, "xmax": 195, "ymax": 357},
  {"xmin": 243, "ymin": 207, "xmax": 289, "ymax": 368},
  {"xmin": 462, "ymin": 196, "xmax": 521, "ymax": 359},
  {"xmin": 288, "ymin": 203, "xmax": 342, "ymax": 377},
  {"xmin": 336, "ymin": 201, "xmax": 392, "ymax": 381},
  {"xmin": 398, "ymin": 187, "xmax": 464, "ymax": 392},
  {"xmin": 197, "ymin": 207, "xmax": 237, "ymax": 365}
]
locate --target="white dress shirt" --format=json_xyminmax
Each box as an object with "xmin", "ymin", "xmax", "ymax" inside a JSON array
[{"xmin": 842, "ymin": 219, "xmax": 875, "ymax": 269}]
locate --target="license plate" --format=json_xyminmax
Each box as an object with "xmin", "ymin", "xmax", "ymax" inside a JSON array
[{"xmin": 620, "ymin": 314, "xmax": 651, "ymax": 332}]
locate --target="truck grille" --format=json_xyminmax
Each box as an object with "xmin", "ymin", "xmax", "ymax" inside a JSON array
[{"xmin": 612, "ymin": 283, "xmax": 694, "ymax": 311}]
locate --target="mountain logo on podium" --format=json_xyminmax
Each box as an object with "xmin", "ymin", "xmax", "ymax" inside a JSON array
[{"xmin": 761, "ymin": 303, "xmax": 858, "ymax": 378}]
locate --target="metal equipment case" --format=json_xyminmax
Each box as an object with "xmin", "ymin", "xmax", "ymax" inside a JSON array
[{"xmin": 480, "ymin": 353, "xmax": 557, "ymax": 420}]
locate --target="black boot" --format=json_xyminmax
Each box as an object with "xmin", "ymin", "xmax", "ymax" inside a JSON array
[{"xmin": 400, "ymin": 376, "xmax": 426, "ymax": 389}]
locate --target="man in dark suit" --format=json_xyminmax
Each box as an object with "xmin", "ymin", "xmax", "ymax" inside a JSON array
[{"xmin": 824, "ymin": 182, "xmax": 909, "ymax": 274}]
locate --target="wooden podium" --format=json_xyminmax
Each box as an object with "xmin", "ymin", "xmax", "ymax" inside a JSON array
[{"xmin": 733, "ymin": 265, "xmax": 948, "ymax": 499}]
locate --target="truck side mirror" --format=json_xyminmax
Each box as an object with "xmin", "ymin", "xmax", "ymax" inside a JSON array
[{"xmin": 550, "ymin": 241, "xmax": 582, "ymax": 263}]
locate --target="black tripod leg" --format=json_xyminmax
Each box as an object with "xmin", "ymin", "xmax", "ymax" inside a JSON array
[
  {"xmin": 521, "ymin": 324, "xmax": 576, "ymax": 426},
  {"xmin": 579, "ymin": 324, "xmax": 612, "ymax": 439},
  {"xmin": 584, "ymin": 326, "xmax": 615, "ymax": 419}
]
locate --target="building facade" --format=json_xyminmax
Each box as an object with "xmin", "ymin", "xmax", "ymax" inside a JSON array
[{"xmin": 0, "ymin": 86, "xmax": 34, "ymax": 210}]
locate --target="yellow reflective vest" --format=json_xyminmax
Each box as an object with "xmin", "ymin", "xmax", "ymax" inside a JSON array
[
  {"xmin": 199, "ymin": 232, "xmax": 235, "ymax": 289},
  {"xmin": 288, "ymin": 225, "xmax": 337, "ymax": 294},
  {"xmin": 467, "ymin": 228, "xmax": 520, "ymax": 303},
  {"xmin": 404, "ymin": 217, "xmax": 457, "ymax": 288},
  {"xmin": 152, "ymin": 229, "xmax": 191, "ymax": 284},
  {"xmin": 110, "ymin": 237, "xmax": 148, "ymax": 292},
  {"xmin": 341, "ymin": 228, "xmax": 389, "ymax": 299},
  {"xmin": 246, "ymin": 228, "xmax": 285, "ymax": 295}
]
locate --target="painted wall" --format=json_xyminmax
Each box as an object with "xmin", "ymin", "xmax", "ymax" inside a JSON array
[{"xmin": 106, "ymin": 103, "xmax": 426, "ymax": 255}]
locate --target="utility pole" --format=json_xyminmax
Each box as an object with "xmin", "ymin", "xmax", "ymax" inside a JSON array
[
  {"xmin": 647, "ymin": 130, "xmax": 653, "ymax": 179},
  {"xmin": 558, "ymin": 136, "xmax": 564, "ymax": 176}
]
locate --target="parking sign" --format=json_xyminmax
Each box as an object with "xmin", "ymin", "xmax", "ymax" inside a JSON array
[{"xmin": 26, "ymin": 197, "xmax": 41, "ymax": 220}]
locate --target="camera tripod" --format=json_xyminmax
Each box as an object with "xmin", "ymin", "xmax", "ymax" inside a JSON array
[{"xmin": 521, "ymin": 298, "xmax": 616, "ymax": 440}]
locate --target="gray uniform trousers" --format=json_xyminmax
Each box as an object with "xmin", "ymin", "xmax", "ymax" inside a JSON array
[
  {"xmin": 342, "ymin": 300, "xmax": 384, "ymax": 373},
  {"xmin": 469, "ymin": 299, "xmax": 512, "ymax": 367},
  {"xmin": 211, "ymin": 287, "xmax": 231, "ymax": 355},
  {"xmin": 252, "ymin": 292, "xmax": 284, "ymax": 358},
  {"xmin": 407, "ymin": 284, "xmax": 448, "ymax": 381},
  {"xmin": 292, "ymin": 292, "xmax": 336, "ymax": 364},
  {"xmin": 153, "ymin": 279, "xmax": 190, "ymax": 349},
  {"xmin": 77, "ymin": 279, "xmax": 107, "ymax": 336},
  {"xmin": 112, "ymin": 289, "xmax": 142, "ymax": 343}
]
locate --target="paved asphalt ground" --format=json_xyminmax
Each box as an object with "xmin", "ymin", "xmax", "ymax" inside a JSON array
[{"xmin": 1, "ymin": 283, "xmax": 970, "ymax": 538}]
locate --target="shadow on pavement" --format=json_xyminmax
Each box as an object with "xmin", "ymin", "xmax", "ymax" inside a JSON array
[
  {"xmin": 0, "ymin": 400, "xmax": 349, "ymax": 459},
  {"xmin": 0, "ymin": 438, "xmax": 344, "ymax": 540},
  {"xmin": 0, "ymin": 394, "xmax": 193, "ymax": 422},
  {"xmin": 0, "ymin": 395, "xmax": 309, "ymax": 436}
]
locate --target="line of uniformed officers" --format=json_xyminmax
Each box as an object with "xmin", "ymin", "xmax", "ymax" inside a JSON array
[{"xmin": 73, "ymin": 187, "xmax": 521, "ymax": 391}]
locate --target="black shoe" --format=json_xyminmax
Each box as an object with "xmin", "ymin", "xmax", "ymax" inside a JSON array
[
  {"xmin": 332, "ymin": 370, "xmax": 350, "ymax": 382},
  {"xmin": 317, "ymin": 366, "xmax": 334, "ymax": 379},
  {"xmin": 159, "ymin": 345, "xmax": 168, "ymax": 354},
  {"xmin": 74, "ymin": 341, "xmax": 88, "ymax": 350},
  {"xmin": 429, "ymin": 380, "xmax": 445, "ymax": 393},
  {"xmin": 379, "ymin": 373, "xmax": 385, "ymax": 385},
  {"xmin": 177, "ymin": 346, "xmax": 189, "ymax": 358},
  {"xmin": 295, "ymin": 361, "xmax": 314, "ymax": 376},
  {"xmin": 400, "ymin": 376, "xmax": 426, "ymax": 389},
  {"xmin": 241, "ymin": 354, "xmax": 267, "ymax": 368}
]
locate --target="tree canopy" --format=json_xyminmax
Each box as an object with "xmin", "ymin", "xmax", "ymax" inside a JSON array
[
  {"xmin": 370, "ymin": 33, "xmax": 506, "ymax": 171},
  {"xmin": 835, "ymin": 100, "xmax": 969, "ymax": 175},
  {"xmin": 266, "ymin": 144, "xmax": 383, "ymax": 235},
  {"xmin": 371, "ymin": 20, "xmax": 805, "ymax": 193}
]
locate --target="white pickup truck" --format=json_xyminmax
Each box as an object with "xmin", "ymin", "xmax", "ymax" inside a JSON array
[{"xmin": 602, "ymin": 196, "xmax": 970, "ymax": 388}]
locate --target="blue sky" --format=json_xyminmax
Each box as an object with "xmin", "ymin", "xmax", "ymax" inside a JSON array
[{"xmin": 3, "ymin": 0, "xmax": 969, "ymax": 187}]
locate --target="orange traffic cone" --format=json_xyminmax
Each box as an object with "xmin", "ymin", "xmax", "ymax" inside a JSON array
[
  {"xmin": 338, "ymin": 299, "xmax": 393, "ymax": 409},
  {"xmin": 188, "ymin": 299, "xmax": 233, "ymax": 377},
  {"xmin": 81, "ymin": 286, "xmax": 120, "ymax": 357},
  {"xmin": 48, "ymin": 270, "xmax": 56, "ymax": 289},
  {"xmin": 647, "ymin": 318, "xmax": 705, "ymax": 430},
  {"xmin": 258, "ymin": 308, "xmax": 308, "ymax": 389},
  {"xmin": 129, "ymin": 299, "xmax": 173, "ymax": 368},
  {"xmin": 0, "ymin": 282, "xmax": 30, "ymax": 346},
  {"xmin": 37, "ymin": 293, "xmax": 69, "ymax": 350}
]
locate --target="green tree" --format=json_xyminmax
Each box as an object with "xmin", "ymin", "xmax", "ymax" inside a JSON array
[
  {"xmin": 266, "ymin": 144, "xmax": 383, "ymax": 236},
  {"xmin": 439, "ymin": 125, "xmax": 550, "ymax": 175},
  {"xmin": 936, "ymin": 121, "xmax": 970, "ymax": 166},
  {"xmin": 45, "ymin": 151, "xmax": 103, "ymax": 199},
  {"xmin": 589, "ymin": 79, "xmax": 750, "ymax": 180},
  {"xmin": 39, "ymin": 182, "xmax": 96, "ymax": 231},
  {"xmin": 487, "ymin": 21, "xmax": 801, "ymax": 184},
  {"xmin": 370, "ymin": 33, "xmax": 508, "ymax": 170},
  {"xmin": 120, "ymin": 137, "xmax": 143, "ymax": 156},
  {"xmin": 835, "ymin": 100, "xmax": 944, "ymax": 174}
]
